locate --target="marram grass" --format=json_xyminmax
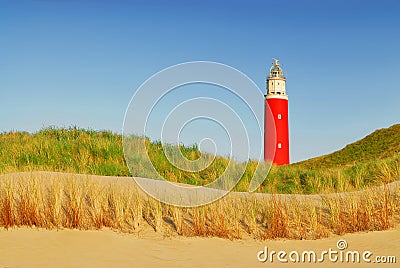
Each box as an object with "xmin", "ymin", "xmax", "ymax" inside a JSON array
[
  {"xmin": 1, "ymin": 125, "xmax": 400, "ymax": 240},
  {"xmin": 0, "ymin": 172, "xmax": 399, "ymax": 240},
  {"xmin": 0, "ymin": 126, "xmax": 400, "ymax": 194}
]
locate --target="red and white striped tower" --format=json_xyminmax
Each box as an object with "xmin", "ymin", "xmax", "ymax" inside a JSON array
[{"xmin": 264, "ymin": 58, "xmax": 290, "ymax": 165}]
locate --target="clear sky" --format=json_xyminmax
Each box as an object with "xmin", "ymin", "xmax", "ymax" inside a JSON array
[{"xmin": 1, "ymin": 0, "xmax": 400, "ymax": 163}]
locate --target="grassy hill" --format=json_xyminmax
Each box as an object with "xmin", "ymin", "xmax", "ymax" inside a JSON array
[
  {"xmin": 0, "ymin": 127, "xmax": 256, "ymax": 191},
  {"xmin": 1, "ymin": 125, "xmax": 399, "ymax": 194},
  {"xmin": 297, "ymin": 124, "xmax": 400, "ymax": 169}
]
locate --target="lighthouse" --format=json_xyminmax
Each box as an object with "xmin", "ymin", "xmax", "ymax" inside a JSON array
[{"xmin": 264, "ymin": 58, "xmax": 290, "ymax": 165}]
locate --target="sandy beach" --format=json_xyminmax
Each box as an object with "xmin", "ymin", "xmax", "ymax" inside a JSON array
[{"xmin": 0, "ymin": 225, "xmax": 399, "ymax": 267}]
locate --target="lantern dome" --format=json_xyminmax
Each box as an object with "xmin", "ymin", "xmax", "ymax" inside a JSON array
[{"xmin": 269, "ymin": 58, "xmax": 284, "ymax": 78}]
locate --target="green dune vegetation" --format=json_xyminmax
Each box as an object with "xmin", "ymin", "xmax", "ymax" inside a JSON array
[
  {"xmin": 1, "ymin": 125, "xmax": 400, "ymax": 194},
  {"xmin": 0, "ymin": 125, "xmax": 399, "ymax": 240},
  {"xmin": 297, "ymin": 123, "xmax": 400, "ymax": 168}
]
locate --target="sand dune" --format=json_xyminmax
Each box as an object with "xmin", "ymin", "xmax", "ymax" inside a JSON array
[
  {"xmin": 3, "ymin": 171, "xmax": 400, "ymax": 199},
  {"xmin": 0, "ymin": 171, "xmax": 399, "ymax": 267}
]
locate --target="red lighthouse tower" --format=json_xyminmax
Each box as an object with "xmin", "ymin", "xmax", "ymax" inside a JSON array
[{"xmin": 264, "ymin": 58, "xmax": 290, "ymax": 165}]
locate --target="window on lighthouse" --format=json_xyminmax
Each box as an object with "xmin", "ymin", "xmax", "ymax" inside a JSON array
[
  {"xmin": 278, "ymin": 114, "xmax": 282, "ymax": 119},
  {"xmin": 278, "ymin": 143, "xmax": 282, "ymax": 149}
]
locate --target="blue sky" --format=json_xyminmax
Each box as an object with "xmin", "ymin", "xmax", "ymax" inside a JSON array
[{"xmin": 1, "ymin": 0, "xmax": 399, "ymax": 162}]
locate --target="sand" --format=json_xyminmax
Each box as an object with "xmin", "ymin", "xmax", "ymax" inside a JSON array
[{"xmin": 0, "ymin": 226, "xmax": 399, "ymax": 268}]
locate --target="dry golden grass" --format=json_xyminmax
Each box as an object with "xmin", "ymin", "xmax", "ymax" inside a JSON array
[{"xmin": 0, "ymin": 171, "xmax": 399, "ymax": 240}]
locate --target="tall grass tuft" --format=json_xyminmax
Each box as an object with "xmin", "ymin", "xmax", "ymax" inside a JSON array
[{"xmin": 0, "ymin": 172, "xmax": 399, "ymax": 240}]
